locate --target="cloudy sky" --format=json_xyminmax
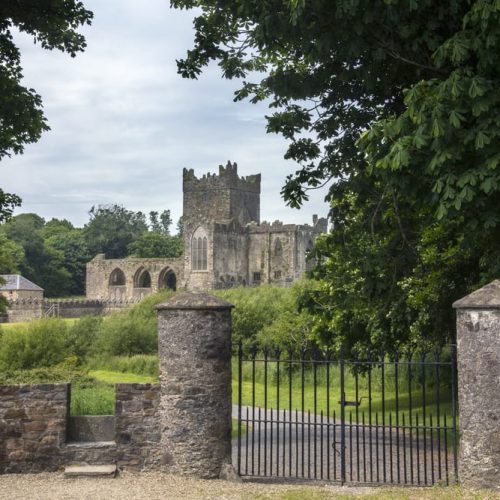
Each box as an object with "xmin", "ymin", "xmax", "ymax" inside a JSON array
[{"xmin": 2, "ymin": 0, "xmax": 329, "ymax": 229}]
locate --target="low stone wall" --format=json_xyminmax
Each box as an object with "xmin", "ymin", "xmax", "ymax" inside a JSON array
[
  {"xmin": 4, "ymin": 299, "xmax": 43, "ymax": 323},
  {"xmin": 0, "ymin": 383, "xmax": 161, "ymax": 473},
  {"xmin": 0, "ymin": 299, "xmax": 139, "ymax": 324},
  {"xmin": 115, "ymin": 384, "xmax": 161, "ymax": 470},
  {"xmin": 0, "ymin": 384, "xmax": 69, "ymax": 473}
]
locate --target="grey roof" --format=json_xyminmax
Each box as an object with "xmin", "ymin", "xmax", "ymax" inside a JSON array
[{"xmin": 0, "ymin": 274, "xmax": 44, "ymax": 292}]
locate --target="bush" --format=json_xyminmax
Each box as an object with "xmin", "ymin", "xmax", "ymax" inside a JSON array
[
  {"xmin": 93, "ymin": 291, "xmax": 174, "ymax": 357},
  {"xmin": 66, "ymin": 316, "xmax": 103, "ymax": 363},
  {"xmin": 0, "ymin": 318, "xmax": 70, "ymax": 371}
]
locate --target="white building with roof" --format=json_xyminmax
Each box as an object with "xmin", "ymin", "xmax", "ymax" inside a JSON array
[{"xmin": 0, "ymin": 274, "xmax": 44, "ymax": 300}]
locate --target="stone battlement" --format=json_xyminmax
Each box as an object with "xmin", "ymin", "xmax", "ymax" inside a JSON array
[{"xmin": 183, "ymin": 161, "xmax": 261, "ymax": 193}]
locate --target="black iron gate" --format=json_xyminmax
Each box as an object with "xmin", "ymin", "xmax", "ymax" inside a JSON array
[{"xmin": 236, "ymin": 344, "xmax": 458, "ymax": 485}]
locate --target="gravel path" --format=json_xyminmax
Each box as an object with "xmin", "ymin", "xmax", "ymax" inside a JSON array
[{"xmin": 0, "ymin": 471, "xmax": 372, "ymax": 500}]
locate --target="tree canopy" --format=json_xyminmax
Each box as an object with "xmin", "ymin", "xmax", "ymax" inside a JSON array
[
  {"xmin": 0, "ymin": 1, "xmax": 92, "ymax": 229},
  {"xmin": 172, "ymin": 0, "xmax": 500, "ymax": 349}
]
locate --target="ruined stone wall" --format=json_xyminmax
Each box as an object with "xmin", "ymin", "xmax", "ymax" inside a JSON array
[
  {"xmin": 86, "ymin": 254, "xmax": 183, "ymax": 300},
  {"xmin": 0, "ymin": 384, "xmax": 69, "ymax": 473},
  {"xmin": 212, "ymin": 221, "xmax": 248, "ymax": 287}
]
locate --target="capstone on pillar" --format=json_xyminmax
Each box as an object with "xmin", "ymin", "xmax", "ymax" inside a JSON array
[
  {"xmin": 156, "ymin": 292, "xmax": 234, "ymax": 478},
  {"xmin": 453, "ymin": 280, "xmax": 500, "ymax": 490}
]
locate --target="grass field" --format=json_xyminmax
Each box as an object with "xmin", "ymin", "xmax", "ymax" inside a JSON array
[{"xmin": 0, "ymin": 318, "xmax": 78, "ymax": 330}]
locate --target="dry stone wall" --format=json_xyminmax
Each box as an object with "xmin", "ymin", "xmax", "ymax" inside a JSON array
[{"xmin": 0, "ymin": 384, "xmax": 69, "ymax": 473}]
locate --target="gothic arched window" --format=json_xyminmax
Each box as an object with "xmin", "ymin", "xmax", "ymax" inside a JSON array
[
  {"xmin": 275, "ymin": 238, "xmax": 283, "ymax": 257},
  {"xmin": 191, "ymin": 227, "xmax": 208, "ymax": 271}
]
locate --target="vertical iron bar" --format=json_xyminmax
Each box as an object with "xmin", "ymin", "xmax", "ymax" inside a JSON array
[
  {"xmin": 264, "ymin": 350, "xmax": 268, "ymax": 476},
  {"xmin": 288, "ymin": 350, "xmax": 292, "ymax": 476},
  {"xmin": 258, "ymin": 406, "xmax": 261, "ymax": 475},
  {"xmin": 450, "ymin": 344, "xmax": 459, "ymax": 484},
  {"xmin": 301, "ymin": 350, "xmax": 305, "ymax": 478},
  {"xmin": 340, "ymin": 347, "xmax": 346, "ymax": 485},
  {"xmin": 245, "ymin": 407, "xmax": 249, "ymax": 475},
  {"xmin": 308, "ymin": 410, "xmax": 311, "ymax": 479},
  {"xmin": 349, "ymin": 411, "xmax": 353, "ymax": 481},
  {"xmin": 395, "ymin": 351, "xmax": 400, "ymax": 483},
  {"xmin": 326, "ymin": 356, "xmax": 331, "ymax": 481},
  {"xmin": 320, "ymin": 410, "xmax": 324, "ymax": 480},
  {"xmin": 368, "ymin": 353, "xmax": 373, "ymax": 483},
  {"xmin": 402, "ymin": 413, "xmax": 407, "ymax": 484},
  {"xmin": 333, "ymin": 410, "xmax": 337, "ymax": 481},
  {"xmin": 375, "ymin": 412, "xmax": 379, "ymax": 483},
  {"xmin": 430, "ymin": 413, "xmax": 435, "ymax": 485},
  {"xmin": 295, "ymin": 408, "xmax": 298, "ymax": 477},
  {"xmin": 416, "ymin": 412, "xmax": 420, "ymax": 485},
  {"xmin": 444, "ymin": 413, "xmax": 449, "ymax": 486},
  {"xmin": 237, "ymin": 341, "xmax": 242, "ymax": 476},
  {"xmin": 389, "ymin": 412, "xmax": 393, "ymax": 483},
  {"xmin": 362, "ymin": 411, "xmax": 366, "ymax": 482},
  {"xmin": 354, "ymin": 356, "xmax": 360, "ymax": 482},
  {"xmin": 251, "ymin": 350, "xmax": 256, "ymax": 476},
  {"xmin": 269, "ymin": 407, "xmax": 273, "ymax": 477},
  {"xmin": 435, "ymin": 351, "xmax": 442, "ymax": 482},
  {"xmin": 314, "ymin": 355, "xmax": 317, "ymax": 479},
  {"xmin": 276, "ymin": 351, "xmax": 280, "ymax": 476},
  {"xmin": 408, "ymin": 353, "xmax": 414, "ymax": 484},
  {"xmin": 421, "ymin": 352, "xmax": 427, "ymax": 485},
  {"xmin": 381, "ymin": 350, "xmax": 386, "ymax": 483}
]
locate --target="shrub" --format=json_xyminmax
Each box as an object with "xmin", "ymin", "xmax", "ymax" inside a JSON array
[
  {"xmin": 94, "ymin": 290, "xmax": 174, "ymax": 357},
  {"xmin": 0, "ymin": 318, "xmax": 70, "ymax": 370},
  {"xmin": 66, "ymin": 316, "xmax": 103, "ymax": 363}
]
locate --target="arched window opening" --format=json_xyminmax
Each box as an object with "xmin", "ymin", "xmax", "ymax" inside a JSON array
[
  {"xmin": 191, "ymin": 227, "xmax": 208, "ymax": 271},
  {"xmin": 134, "ymin": 267, "xmax": 152, "ymax": 288},
  {"xmin": 159, "ymin": 268, "xmax": 177, "ymax": 291},
  {"xmin": 109, "ymin": 268, "xmax": 126, "ymax": 286},
  {"xmin": 138, "ymin": 270, "xmax": 151, "ymax": 288},
  {"xmin": 275, "ymin": 238, "xmax": 283, "ymax": 257}
]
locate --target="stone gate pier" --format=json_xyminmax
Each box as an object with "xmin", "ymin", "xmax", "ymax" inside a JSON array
[
  {"xmin": 156, "ymin": 292, "xmax": 234, "ymax": 478},
  {"xmin": 454, "ymin": 280, "xmax": 500, "ymax": 490}
]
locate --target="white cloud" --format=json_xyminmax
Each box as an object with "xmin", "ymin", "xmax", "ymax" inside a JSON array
[{"xmin": 1, "ymin": 0, "xmax": 329, "ymax": 228}]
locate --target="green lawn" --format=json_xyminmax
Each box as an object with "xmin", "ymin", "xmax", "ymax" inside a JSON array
[{"xmin": 0, "ymin": 318, "xmax": 78, "ymax": 330}]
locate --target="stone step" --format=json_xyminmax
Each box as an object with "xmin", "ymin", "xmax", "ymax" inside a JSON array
[
  {"xmin": 64, "ymin": 464, "xmax": 117, "ymax": 478},
  {"xmin": 64, "ymin": 441, "xmax": 117, "ymax": 466}
]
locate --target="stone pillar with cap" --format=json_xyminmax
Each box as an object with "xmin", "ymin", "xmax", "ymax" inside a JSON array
[
  {"xmin": 453, "ymin": 280, "xmax": 500, "ymax": 490},
  {"xmin": 156, "ymin": 292, "xmax": 235, "ymax": 479}
]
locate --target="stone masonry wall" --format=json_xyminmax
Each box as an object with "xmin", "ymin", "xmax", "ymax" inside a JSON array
[
  {"xmin": 115, "ymin": 384, "xmax": 161, "ymax": 470},
  {"xmin": 0, "ymin": 384, "xmax": 69, "ymax": 473}
]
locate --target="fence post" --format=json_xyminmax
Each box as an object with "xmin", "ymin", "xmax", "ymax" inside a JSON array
[
  {"xmin": 453, "ymin": 280, "xmax": 500, "ymax": 490},
  {"xmin": 156, "ymin": 292, "xmax": 235, "ymax": 479}
]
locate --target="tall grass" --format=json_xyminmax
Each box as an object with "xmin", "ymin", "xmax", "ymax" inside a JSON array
[{"xmin": 86, "ymin": 354, "xmax": 159, "ymax": 377}]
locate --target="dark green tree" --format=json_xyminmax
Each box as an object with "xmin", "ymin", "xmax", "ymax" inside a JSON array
[
  {"xmin": 84, "ymin": 205, "xmax": 148, "ymax": 259},
  {"xmin": 127, "ymin": 232, "xmax": 182, "ymax": 259},
  {"xmin": 172, "ymin": 0, "xmax": 500, "ymax": 348},
  {"xmin": 0, "ymin": 1, "xmax": 93, "ymax": 221}
]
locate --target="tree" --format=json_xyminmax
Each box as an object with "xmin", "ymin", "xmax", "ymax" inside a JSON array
[
  {"xmin": 0, "ymin": 233, "xmax": 24, "ymax": 274},
  {"xmin": 84, "ymin": 205, "xmax": 148, "ymax": 259},
  {"xmin": 172, "ymin": 0, "xmax": 500, "ymax": 348},
  {"xmin": 0, "ymin": 1, "xmax": 93, "ymax": 220},
  {"xmin": 127, "ymin": 232, "xmax": 182, "ymax": 259},
  {"xmin": 149, "ymin": 210, "xmax": 172, "ymax": 235}
]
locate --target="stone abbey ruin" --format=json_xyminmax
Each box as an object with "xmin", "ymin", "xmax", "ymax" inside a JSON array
[{"xmin": 86, "ymin": 162, "xmax": 327, "ymax": 300}]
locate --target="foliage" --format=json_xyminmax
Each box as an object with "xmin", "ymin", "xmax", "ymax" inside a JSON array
[
  {"xmin": 0, "ymin": 365, "xmax": 95, "ymax": 386},
  {"xmin": 0, "ymin": 214, "xmax": 90, "ymax": 296},
  {"xmin": 0, "ymin": 318, "xmax": 70, "ymax": 370},
  {"xmin": 92, "ymin": 290, "xmax": 173, "ymax": 357},
  {"xmin": 172, "ymin": 0, "xmax": 500, "ymax": 348},
  {"xmin": 0, "ymin": 1, "xmax": 92, "ymax": 223},
  {"xmin": 83, "ymin": 205, "xmax": 148, "ymax": 259},
  {"xmin": 127, "ymin": 232, "xmax": 182, "ymax": 258},
  {"xmin": 149, "ymin": 209, "xmax": 173, "ymax": 235}
]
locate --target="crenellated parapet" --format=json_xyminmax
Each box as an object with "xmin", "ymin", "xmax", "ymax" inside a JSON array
[{"xmin": 183, "ymin": 161, "xmax": 261, "ymax": 194}]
